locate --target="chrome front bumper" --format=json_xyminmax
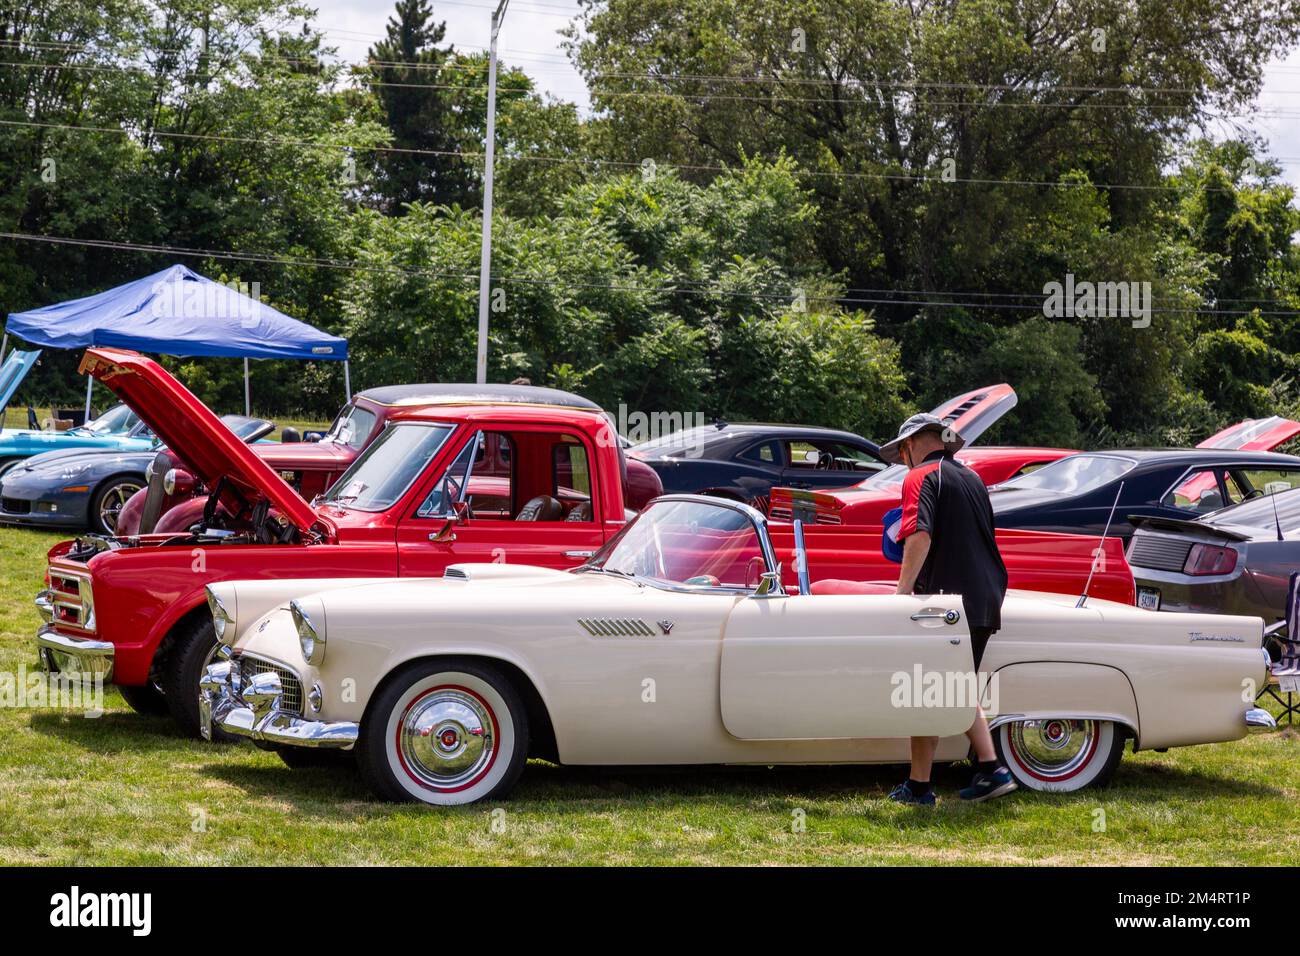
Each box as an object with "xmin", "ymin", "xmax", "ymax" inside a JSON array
[
  {"xmin": 199, "ymin": 658, "xmax": 358, "ymax": 749},
  {"xmin": 35, "ymin": 623, "xmax": 114, "ymax": 680}
]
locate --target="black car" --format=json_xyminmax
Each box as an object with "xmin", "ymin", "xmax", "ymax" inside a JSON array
[
  {"xmin": 628, "ymin": 423, "xmax": 884, "ymax": 511},
  {"xmin": 989, "ymin": 448, "xmax": 1300, "ymax": 540}
]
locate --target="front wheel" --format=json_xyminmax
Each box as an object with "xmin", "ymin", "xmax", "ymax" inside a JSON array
[
  {"xmin": 91, "ymin": 474, "xmax": 145, "ymax": 534},
  {"xmin": 117, "ymin": 682, "xmax": 169, "ymax": 716},
  {"xmin": 355, "ymin": 659, "xmax": 529, "ymax": 806},
  {"xmin": 161, "ymin": 618, "xmax": 235, "ymax": 741},
  {"xmin": 994, "ymin": 718, "xmax": 1125, "ymax": 792}
]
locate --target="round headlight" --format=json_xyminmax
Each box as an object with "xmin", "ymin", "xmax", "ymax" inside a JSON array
[
  {"xmin": 290, "ymin": 598, "xmax": 326, "ymax": 665},
  {"xmin": 205, "ymin": 586, "xmax": 235, "ymax": 644},
  {"xmin": 163, "ymin": 468, "xmax": 177, "ymax": 495}
]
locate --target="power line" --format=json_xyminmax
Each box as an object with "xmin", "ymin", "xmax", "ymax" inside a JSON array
[
  {"xmin": 6, "ymin": 117, "xmax": 1294, "ymax": 191},
  {"xmin": 2, "ymin": 231, "xmax": 1295, "ymax": 318}
]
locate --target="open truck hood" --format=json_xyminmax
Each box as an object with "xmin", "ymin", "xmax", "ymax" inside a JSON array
[
  {"xmin": 1197, "ymin": 416, "xmax": 1300, "ymax": 451},
  {"xmin": 80, "ymin": 348, "xmax": 320, "ymax": 534}
]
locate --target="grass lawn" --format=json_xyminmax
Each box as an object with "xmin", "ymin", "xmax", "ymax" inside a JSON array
[{"xmin": 1, "ymin": 525, "xmax": 1297, "ymax": 865}]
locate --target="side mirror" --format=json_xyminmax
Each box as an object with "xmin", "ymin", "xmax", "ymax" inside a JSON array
[
  {"xmin": 753, "ymin": 568, "xmax": 784, "ymax": 597},
  {"xmin": 429, "ymin": 501, "xmax": 469, "ymax": 543}
]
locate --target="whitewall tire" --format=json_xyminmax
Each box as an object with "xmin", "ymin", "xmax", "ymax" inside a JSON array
[
  {"xmin": 994, "ymin": 718, "xmax": 1125, "ymax": 792},
  {"xmin": 357, "ymin": 659, "xmax": 529, "ymax": 806}
]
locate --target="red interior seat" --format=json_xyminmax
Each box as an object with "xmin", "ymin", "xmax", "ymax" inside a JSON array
[{"xmin": 808, "ymin": 579, "xmax": 897, "ymax": 596}]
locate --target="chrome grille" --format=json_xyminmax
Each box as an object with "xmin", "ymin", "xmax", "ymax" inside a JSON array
[
  {"xmin": 578, "ymin": 618, "xmax": 655, "ymax": 637},
  {"xmin": 1128, "ymin": 535, "xmax": 1194, "ymax": 573},
  {"xmin": 47, "ymin": 568, "xmax": 93, "ymax": 631},
  {"xmin": 240, "ymin": 655, "xmax": 304, "ymax": 715}
]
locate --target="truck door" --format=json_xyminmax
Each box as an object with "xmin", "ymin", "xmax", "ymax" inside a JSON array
[
  {"xmin": 397, "ymin": 426, "xmax": 608, "ymax": 575},
  {"xmin": 719, "ymin": 592, "xmax": 977, "ymax": 739}
]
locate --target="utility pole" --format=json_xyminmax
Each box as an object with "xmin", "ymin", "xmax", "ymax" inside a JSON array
[{"xmin": 475, "ymin": 0, "xmax": 510, "ymax": 385}]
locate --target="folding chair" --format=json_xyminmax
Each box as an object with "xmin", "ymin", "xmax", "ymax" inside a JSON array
[{"xmin": 1259, "ymin": 573, "xmax": 1300, "ymax": 725}]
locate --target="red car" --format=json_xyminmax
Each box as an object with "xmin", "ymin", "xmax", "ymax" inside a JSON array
[
  {"xmin": 770, "ymin": 385, "xmax": 1073, "ymax": 524},
  {"xmin": 37, "ymin": 350, "xmax": 1136, "ymax": 741},
  {"xmin": 771, "ymin": 385, "xmax": 1300, "ymax": 527}
]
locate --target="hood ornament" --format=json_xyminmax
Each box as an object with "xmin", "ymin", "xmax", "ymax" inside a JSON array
[{"xmin": 658, "ymin": 619, "xmax": 674, "ymax": 635}]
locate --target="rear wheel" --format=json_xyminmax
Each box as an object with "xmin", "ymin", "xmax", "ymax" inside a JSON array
[
  {"xmin": 117, "ymin": 682, "xmax": 169, "ymax": 716},
  {"xmin": 161, "ymin": 618, "xmax": 234, "ymax": 741},
  {"xmin": 91, "ymin": 474, "xmax": 145, "ymax": 534},
  {"xmin": 355, "ymin": 659, "xmax": 529, "ymax": 806},
  {"xmin": 994, "ymin": 718, "xmax": 1125, "ymax": 792}
]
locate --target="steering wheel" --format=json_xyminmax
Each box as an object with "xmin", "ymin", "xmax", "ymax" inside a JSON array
[
  {"xmin": 815, "ymin": 451, "xmax": 834, "ymax": 470},
  {"xmin": 1242, "ymin": 489, "xmax": 1265, "ymax": 501}
]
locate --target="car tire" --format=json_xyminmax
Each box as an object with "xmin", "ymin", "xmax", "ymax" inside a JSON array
[
  {"xmin": 275, "ymin": 747, "xmax": 355, "ymax": 770},
  {"xmin": 117, "ymin": 682, "xmax": 170, "ymax": 716},
  {"xmin": 994, "ymin": 718, "xmax": 1125, "ymax": 792},
  {"xmin": 90, "ymin": 474, "xmax": 145, "ymax": 535},
  {"xmin": 355, "ymin": 658, "xmax": 529, "ymax": 806},
  {"xmin": 161, "ymin": 618, "xmax": 235, "ymax": 742}
]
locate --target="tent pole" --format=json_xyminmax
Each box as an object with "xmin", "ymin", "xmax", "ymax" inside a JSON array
[
  {"xmin": 84, "ymin": 375, "xmax": 93, "ymax": 423},
  {"xmin": 243, "ymin": 357, "xmax": 251, "ymax": 416},
  {"xmin": 0, "ymin": 332, "xmax": 8, "ymax": 365},
  {"xmin": 344, "ymin": 360, "xmax": 351, "ymax": 401}
]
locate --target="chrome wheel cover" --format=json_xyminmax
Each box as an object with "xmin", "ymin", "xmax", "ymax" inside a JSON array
[
  {"xmin": 398, "ymin": 688, "xmax": 496, "ymax": 790},
  {"xmin": 99, "ymin": 481, "xmax": 142, "ymax": 532},
  {"xmin": 1007, "ymin": 719, "xmax": 1098, "ymax": 780}
]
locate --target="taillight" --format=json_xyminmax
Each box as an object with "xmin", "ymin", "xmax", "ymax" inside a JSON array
[{"xmin": 1184, "ymin": 543, "xmax": 1237, "ymax": 576}]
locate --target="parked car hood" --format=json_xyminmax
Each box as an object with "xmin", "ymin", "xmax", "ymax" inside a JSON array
[
  {"xmin": 251, "ymin": 439, "xmax": 357, "ymax": 471},
  {"xmin": 1197, "ymin": 415, "xmax": 1300, "ymax": 451},
  {"xmin": 0, "ymin": 347, "xmax": 40, "ymax": 411},
  {"xmin": 80, "ymin": 348, "xmax": 320, "ymax": 534}
]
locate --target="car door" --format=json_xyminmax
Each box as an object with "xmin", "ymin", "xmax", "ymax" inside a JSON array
[
  {"xmin": 719, "ymin": 592, "xmax": 977, "ymax": 739},
  {"xmin": 396, "ymin": 425, "xmax": 607, "ymax": 574}
]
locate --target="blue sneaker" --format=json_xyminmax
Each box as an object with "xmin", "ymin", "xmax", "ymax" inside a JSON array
[
  {"xmin": 959, "ymin": 767, "xmax": 1017, "ymax": 802},
  {"xmin": 887, "ymin": 781, "xmax": 936, "ymax": 806}
]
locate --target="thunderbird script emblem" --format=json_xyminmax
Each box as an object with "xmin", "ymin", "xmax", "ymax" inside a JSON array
[{"xmin": 657, "ymin": 619, "xmax": 674, "ymax": 635}]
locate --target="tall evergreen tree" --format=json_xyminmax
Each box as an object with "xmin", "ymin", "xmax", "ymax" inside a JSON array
[{"xmin": 366, "ymin": 0, "xmax": 475, "ymax": 211}]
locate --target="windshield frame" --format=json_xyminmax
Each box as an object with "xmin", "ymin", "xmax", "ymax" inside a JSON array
[
  {"xmin": 320, "ymin": 419, "xmax": 456, "ymax": 513},
  {"xmin": 578, "ymin": 494, "xmax": 782, "ymax": 595}
]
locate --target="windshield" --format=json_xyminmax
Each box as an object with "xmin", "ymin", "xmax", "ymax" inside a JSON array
[
  {"xmin": 584, "ymin": 498, "xmax": 771, "ymax": 590},
  {"xmin": 323, "ymin": 402, "xmax": 377, "ymax": 449},
  {"xmin": 856, "ymin": 463, "xmax": 908, "ymax": 489},
  {"xmin": 995, "ymin": 453, "xmax": 1135, "ymax": 495},
  {"xmin": 321, "ymin": 422, "xmax": 454, "ymax": 512},
  {"xmin": 78, "ymin": 403, "xmax": 139, "ymax": 435},
  {"xmin": 1207, "ymin": 486, "xmax": 1300, "ymax": 535}
]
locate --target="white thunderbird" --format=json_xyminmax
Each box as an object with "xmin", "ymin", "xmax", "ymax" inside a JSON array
[{"xmin": 200, "ymin": 496, "xmax": 1275, "ymax": 805}]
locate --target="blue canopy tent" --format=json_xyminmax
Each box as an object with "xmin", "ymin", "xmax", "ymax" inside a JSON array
[{"xmin": 3, "ymin": 264, "xmax": 349, "ymax": 419}]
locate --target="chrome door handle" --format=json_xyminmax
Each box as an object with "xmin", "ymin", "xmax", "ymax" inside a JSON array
[
  {"xmin": 564, "ymin": 550, "xmax": 595, "ymax": 559},
  {"xmin": 911, "ymin": 609, "xmax": 961, "ymax": 625}
]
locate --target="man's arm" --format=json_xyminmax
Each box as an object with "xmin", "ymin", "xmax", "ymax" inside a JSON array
[{"xmin": 895, "ymin": 530, "xmax": 931, "ymax": 595}]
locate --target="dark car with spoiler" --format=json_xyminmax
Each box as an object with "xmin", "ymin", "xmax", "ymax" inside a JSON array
[
  {"xmin": 1127, "ymin": 484, "xmax": 1300, "ymax": 619},
  {"xmin": 989, "ymin": 447, "xmax": 1300, "ymax": 541}
]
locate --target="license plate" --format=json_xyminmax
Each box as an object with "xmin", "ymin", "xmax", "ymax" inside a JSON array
[{"xmin": 1137, "ymin": 587, "xmax": 1161, "ymax": 611}]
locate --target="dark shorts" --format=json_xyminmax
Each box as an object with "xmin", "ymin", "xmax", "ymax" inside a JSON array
[{"xmin": 970, "ymin": 626, "xmax": 996, "ymax": 671}]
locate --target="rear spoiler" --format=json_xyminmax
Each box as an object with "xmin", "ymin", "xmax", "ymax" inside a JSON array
[{"xmin": 1128, "ymin": 514, "xmax": 1252, "ymax": 542}]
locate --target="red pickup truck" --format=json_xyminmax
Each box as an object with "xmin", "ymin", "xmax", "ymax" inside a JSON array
[{"xmin": 36, "ymin": 348, "xmax": 1134, "ymax": 738}]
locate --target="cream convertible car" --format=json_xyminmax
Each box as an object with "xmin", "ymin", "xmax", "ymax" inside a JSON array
[{"xmin": 200, "ymin": 496, "xmax": 1275, "ymax": 806}]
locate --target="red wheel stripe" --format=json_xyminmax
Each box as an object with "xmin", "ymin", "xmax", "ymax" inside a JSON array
[
  {"xmin": 394, "ymin": 683, "xmax": 501, "ymax": 794},
  {"xmin": 1005, "ymin": 721, "xmax": 1101, "ymax": 783}
]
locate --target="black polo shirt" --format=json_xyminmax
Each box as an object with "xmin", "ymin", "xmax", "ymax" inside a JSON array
[{"xmin": 898, "ymin": 449, "xmax": 1008, "ymax": 630}]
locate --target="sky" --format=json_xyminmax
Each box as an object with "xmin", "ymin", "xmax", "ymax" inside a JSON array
[{"xmin": 307, "ymin": 0, "xmax": 1300, "ymax": 193}]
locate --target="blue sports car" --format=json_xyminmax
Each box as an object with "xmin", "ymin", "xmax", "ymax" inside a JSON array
[{"xmin": 0, "ymin": 414, "xmax": 274, "ymax": 533}]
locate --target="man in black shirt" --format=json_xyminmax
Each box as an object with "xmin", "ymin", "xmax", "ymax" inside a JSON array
[{"xmin": 880, "ymin": 413, "xmax": 1016, "ymax": 805}]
